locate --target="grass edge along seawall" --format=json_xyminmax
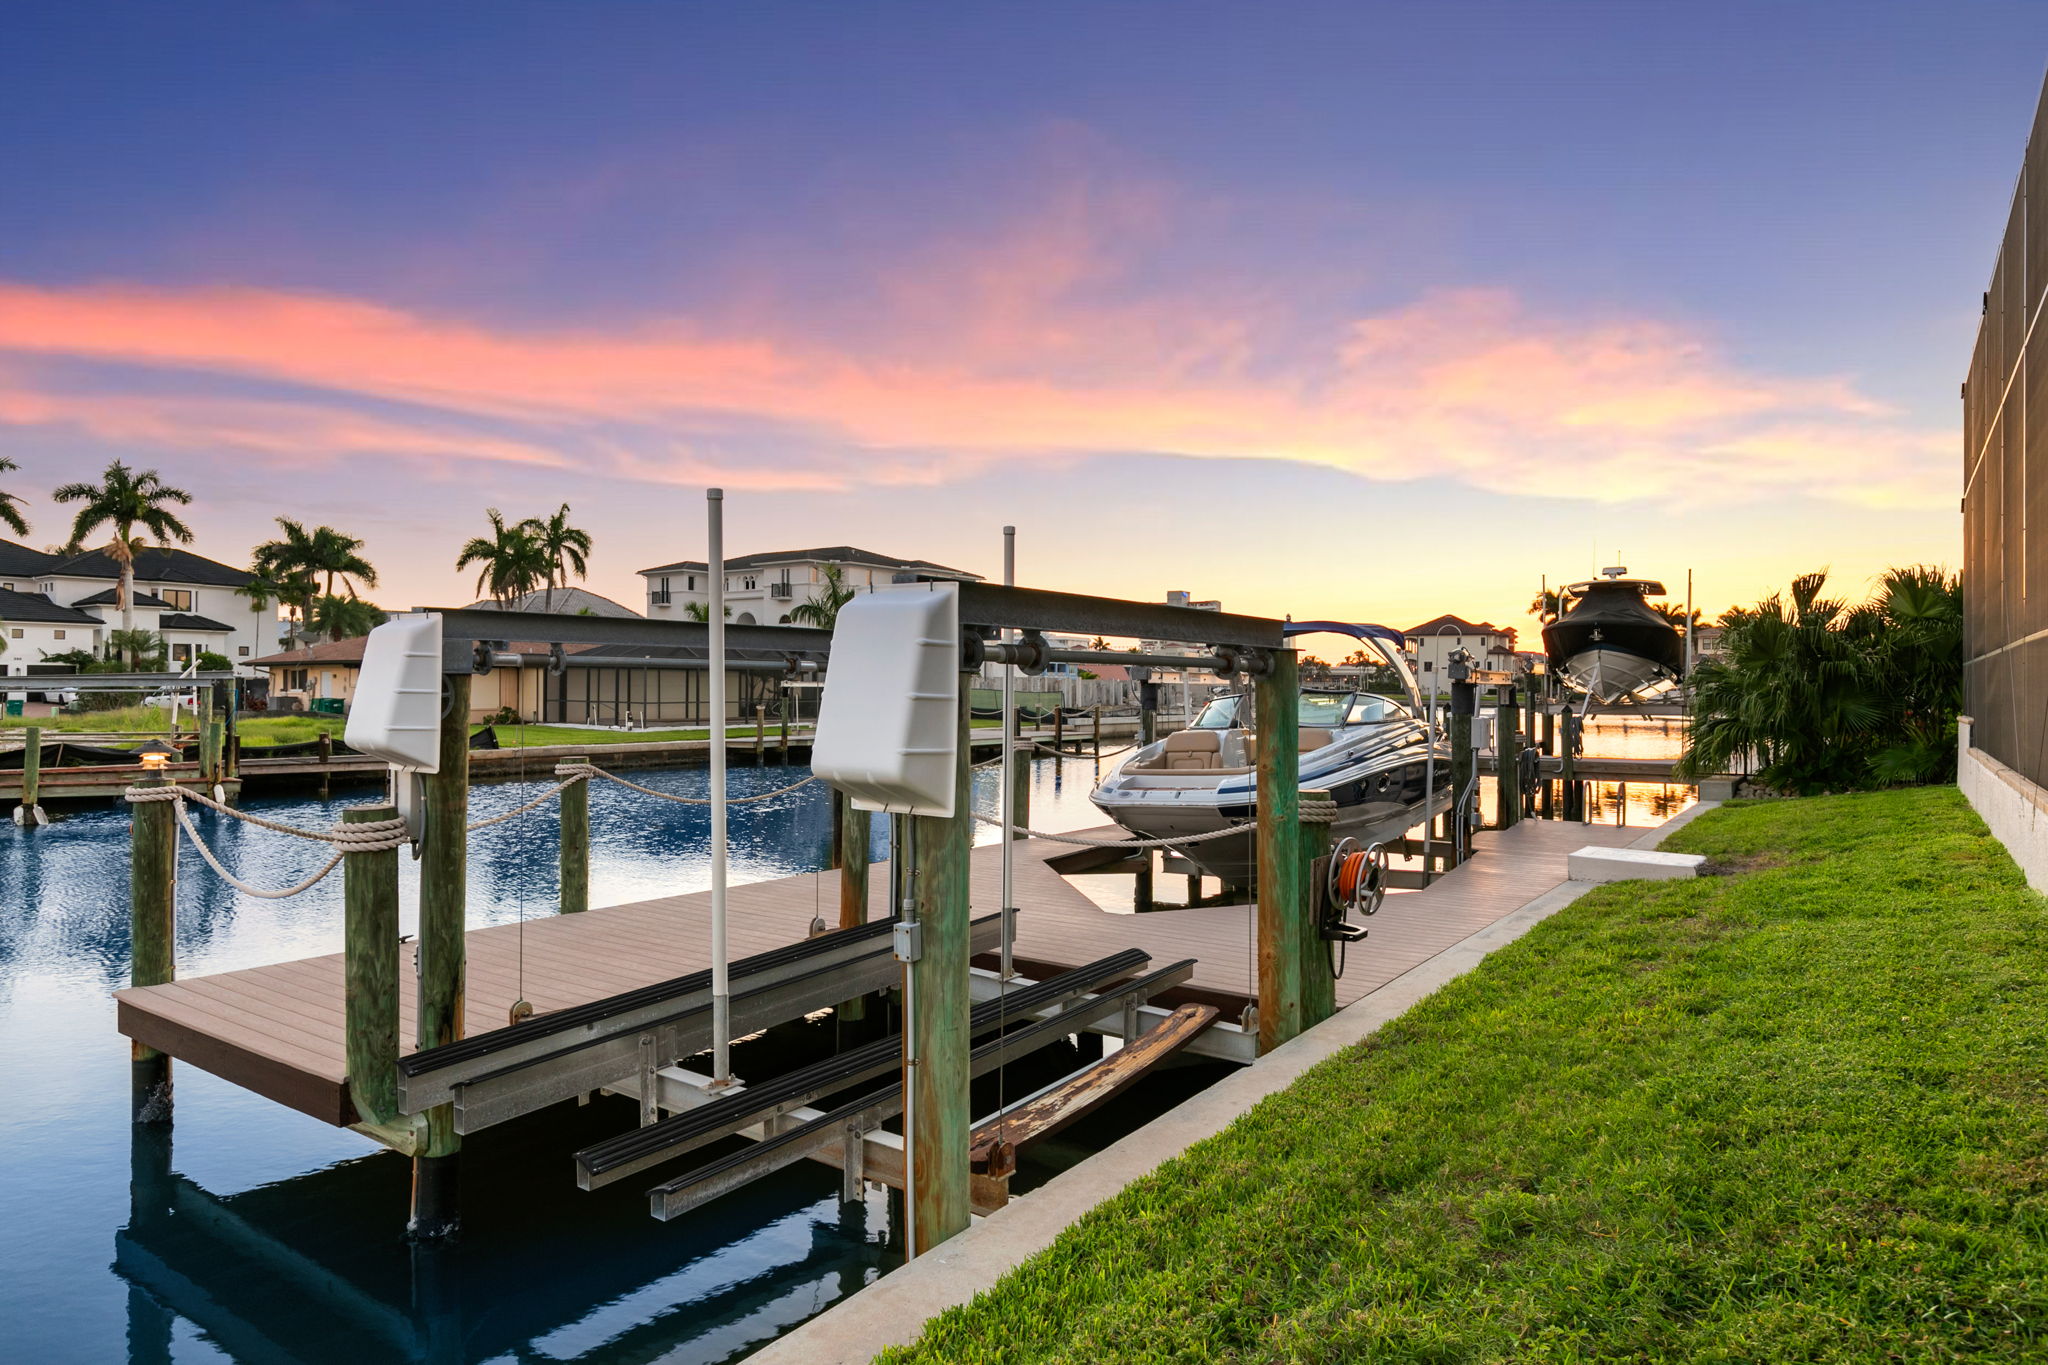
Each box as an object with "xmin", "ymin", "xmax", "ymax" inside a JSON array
[{"xmin": 882, "ymin": 787, "xmax": 2048, "ymax": 1364}]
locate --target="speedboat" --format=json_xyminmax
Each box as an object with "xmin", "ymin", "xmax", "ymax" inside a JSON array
[
  {"xmin": 1088, "ymin": 624, "xmax": 1451, "ymax": 883},
  {"xmin": 1542, "ymin": 568, "xmax": 1684, "ymax": 703}
]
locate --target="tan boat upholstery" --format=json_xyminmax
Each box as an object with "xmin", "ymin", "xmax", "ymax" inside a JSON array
[
  {"xmin": 1242, "ymin": 728, "xmax": 1336, "ymax": 766},
  {"xmin": 1161, "ymin": 731, "xmax": 1222, "ymax": 770}
]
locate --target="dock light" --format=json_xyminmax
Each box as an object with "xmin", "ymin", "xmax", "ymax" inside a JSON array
[{"xmin": 136, "ymin": 739, "xmax": 179, "ymax": 773}]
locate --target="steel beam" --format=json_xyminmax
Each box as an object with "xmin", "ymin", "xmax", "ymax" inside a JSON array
[
  {"xmin": 423, "ymin": 606, "xmax": 833, "ymax": 657},
  {"xmin": 954, "ymin": 583, "xmax": 1286, "ymax": 649},
  {"xmin": 398, "ymin": 916, "xmax": 908, "ymax": 1108},
  {"xmin": 576, "ymin": 949, "xmax": 1153, "ymax": 1189},
  {"xmin": 646, "ymin": 958, "xmax": 1195, "ymax": 1220},
  {"xmin": 447, "ymin": 918, "xmax": 1002, "ymax": 1133}
]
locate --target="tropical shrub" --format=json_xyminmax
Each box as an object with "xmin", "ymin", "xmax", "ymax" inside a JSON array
[{"xmin": 1677, "ymin": 566, "xmax": 1961, "ymax": 794}]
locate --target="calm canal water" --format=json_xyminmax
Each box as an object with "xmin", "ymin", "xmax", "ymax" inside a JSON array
[
  {"xmin": 0, "ymin": 722, "xmax": 1690, "ymax": 1364},
  {"xmin": 0, "ymin": 753, "xmax": 1139, "ymax": 1365}
]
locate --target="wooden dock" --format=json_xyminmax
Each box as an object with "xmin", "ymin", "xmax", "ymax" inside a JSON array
[{"xmin": 115, "ymin": 812, "xmax": 1665, "ymax": 1129}]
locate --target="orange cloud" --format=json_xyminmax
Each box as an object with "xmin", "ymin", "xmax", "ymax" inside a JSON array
[{"xmin": 0, "ymin": 275, "xmax": 1947, "ymax": 508}]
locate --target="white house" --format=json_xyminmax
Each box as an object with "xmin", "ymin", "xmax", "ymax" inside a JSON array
[
  {"xmin": 0, "ymin": 586, "xmax": 102, "ymax": 698},
  {"xmin": 0, "ymin": 539, "xmax": 270, "ymax": 670},
  {"xmin": 1402, "ymin": 614, "xmax": 1522, "ymax": 685},
  {"xmin": 638, "ymin": 546, "xmax": 981, "ymax": 625}
]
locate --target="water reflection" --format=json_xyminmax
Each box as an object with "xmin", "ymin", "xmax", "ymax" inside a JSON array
[{"xmin": 0, "ymin": 757, "xmax": 1112, "ymax": 1365}]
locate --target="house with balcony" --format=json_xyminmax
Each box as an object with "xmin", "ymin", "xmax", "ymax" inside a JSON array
[
  {"xmin": 1401, "ymin": 614, "xmax": 1521, "ymax": 685},
  {"xmin": 0, "ymin": 538, "xmax": 271, "ymax": 670},
  {"xmin": 638, "ymin": 546, "xmax": 981, "ymax": 624}
]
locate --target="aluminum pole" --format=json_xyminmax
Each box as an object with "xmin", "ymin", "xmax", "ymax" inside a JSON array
[
  {"xmin": 708, "ymin": 489, "xmax": 731, "ymax": 1086},
  {"xmin": 999, "ymin": 525, "xmax": 1016, "ymax": 978}
]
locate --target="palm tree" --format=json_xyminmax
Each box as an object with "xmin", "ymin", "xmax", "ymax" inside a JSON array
[
  {"xmin": 255, "ymin": 518, "xmax": 376, "ymax": 599},
  {"xmin": 104, "ymin": 628, "xmax": 168, "ymax": 670},
  {"xmin": 456, "ymin": 509, "xmax": 547, "ymax": 607},
  {"xmin": 307, "ymin": 594, "xmax": 386, "ymax": 642},
  {"xmin": 786, "ymin": 563, "xmax": 857, "ymax": 630},
  {"xmin": 1676, "ymin": 566, "xmax": 1961, "ymax": 793},
  {"xmin": 682, "ymin": 600, "xmax": 731, "ymax": 622},
  {"xmin": 52, "ymin": 461, "xmax": 194, "ymax": 663},
  {"xmin": 0, "ymin": 456, "xmax": 29, "ymax": 538},
  {"xmin": 519, "ymin": 503, "xmax": 593, "ymax": 611},
  {"xmin": 1527, "ymin": 589, "xmax": 1571, "ymax": 625}
]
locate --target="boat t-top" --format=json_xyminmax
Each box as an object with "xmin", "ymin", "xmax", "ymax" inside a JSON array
[
  {"xmin": 1089, "ymin": 622, "xmax": 1452, "ymax": 883},
  {"xmin": 1541, "ymin": 566, "xmax": 1685, "ymax": 704}
]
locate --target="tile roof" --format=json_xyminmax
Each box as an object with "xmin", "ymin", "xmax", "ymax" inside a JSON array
[
  {"xmin": 0, "ymin": 539, "xmax": 58, "ymax": 578},
  {"xmin": 47, "ymin": 545, "xmax": 254, "ymax": 588},
  {"xmin": 70, "ymin": 588, "xmax": 173, "ymax": 608},
  {"xmin": 1402, "ymin": 614, "xmax": 1502, "ymax": 637},
  {"xmin": 159, "ymin": 612, "xmax": 236, "ymax": 633},
  {"xmin": 639, "ymin": 545, "xmax": 980, "ymax": 581},
  {"xmin": 0, "ymin": 587, "xmax": 102, "ymax": 625},
  {"xmin": 251, "ymin": 637, "xmax": 602, "ymax": 667}
]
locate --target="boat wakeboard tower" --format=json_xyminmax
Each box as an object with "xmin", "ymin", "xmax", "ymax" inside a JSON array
[
  {"xmin": 1541, "ymin": 566, "xmax": 1685, "ymax": 705},
  {"xmin": 1088, "ymin": 621, "xmax": 1452, "ymax": 883}
]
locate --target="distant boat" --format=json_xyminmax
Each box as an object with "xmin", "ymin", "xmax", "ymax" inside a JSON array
[{"xmin": 1542, "ymin": 568, "xmax": 1684, "ymax": 703}]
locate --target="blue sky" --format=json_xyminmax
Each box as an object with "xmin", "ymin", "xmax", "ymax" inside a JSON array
[{"xmin": 1, "ymin": 2, "xmax": 2039, "ymax": 628}]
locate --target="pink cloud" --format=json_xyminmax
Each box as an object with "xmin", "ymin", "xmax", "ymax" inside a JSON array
[{"xmin": 0, "ymin": 270, "xmax": 1946, "ymax": 509}]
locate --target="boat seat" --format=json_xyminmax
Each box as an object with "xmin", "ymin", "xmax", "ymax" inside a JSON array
[
  {"xmin": 1242, "ymin": 728, "xmax": 1336, "ymax": 765},
  {"xmin": 1161, "ymin": 731, "xmax": 1222, "ymax": 770}
]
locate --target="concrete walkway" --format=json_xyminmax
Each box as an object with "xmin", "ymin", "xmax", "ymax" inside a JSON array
[{"xmin": 753, "ymin": 801, "xmax": 1720, "ymax": 1364}]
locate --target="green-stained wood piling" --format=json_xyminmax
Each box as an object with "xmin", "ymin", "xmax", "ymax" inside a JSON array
[
  {"xmin": 835, "ymin": 789, "xmax": 872, "ymax": 1022},
  {"xmin": 1007, "ymin": 742, "xmax": 1031, "ymax": 839},
  {"xmin": 411, "ymin": 672, "xmax": 468, "ymax": 1241},
  {"xmin": 903, "ymin": 674, "xmax": 974, "ymax": 1255},
  {"xmin": 559, "ymin": 755, "xmax": 589, "ymax": 914},
  {"xmin": 1449, "ymin": 678, "xmax": 1476, "ymax": 863},
  {"xmin": 130, "ymin": 775, "xmax": 176, "ymax": 1122},
  {"xmin": 1495, "ymin": 688, "xmax": 1521, "ymax": 829},
  {"xmin": 1299, "ymin": 786, "xmax": 1336, "ymax": 1026},
  {"xmin": 18, "ymin": 723, "xmax": 43, "ymax": 824},
  {"xmin": 344, "ymin": 802, "xmax": 401, "ymax": 1126},
  {"xmin": 1254, "ymin": 649, "xmax": 1303, "ymax": 1052}
]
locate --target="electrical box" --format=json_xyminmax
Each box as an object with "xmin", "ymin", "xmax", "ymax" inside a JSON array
[
  {"xmin": 810, "ymin": 584, "xmax": 961, "ymax": 816},
  {"xmin": 1470, "ymin": 713, "xmax": 1495, "ymax": 752},
  {"xmin": 345, "ymin": 613, "xmax": 446, "ymax": 772}
]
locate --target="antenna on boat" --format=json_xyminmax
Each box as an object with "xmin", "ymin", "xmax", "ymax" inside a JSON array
[{"xmin": 708, "ymin": 488, "xmax": 732, "ymax": 1088}]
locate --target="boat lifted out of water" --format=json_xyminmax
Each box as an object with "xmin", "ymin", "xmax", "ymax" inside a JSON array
[
  {"xmin": 1088, "ymin": 622, "xmax": 1451, "ymax": 883},
  {"xmin": 1542, "ymin": 567, "xmax": 1685, "ymax": 704}
]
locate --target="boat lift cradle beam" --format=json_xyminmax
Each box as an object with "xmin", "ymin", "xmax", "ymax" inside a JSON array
[
  {"xmin": 414, "ymin": 916, "xmax": 1004, "ymax": 1135},
  {"xmin": 575, "ymin": 949, "xmax": 1155, "ymax": 1190},
  {"xmin": 420, "ymin": 586, "xmax": 1289, "ymax": 676},
  {"xmin": 644, "ymin": 957, "xmax": 1198, "ymax": 1221}
]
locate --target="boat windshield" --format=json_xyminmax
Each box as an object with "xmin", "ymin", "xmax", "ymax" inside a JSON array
[
  {"xmin": 1297, "ymin": 692, "xmax": 1353, "ymax": 727},
  {"xmin": 1344, "ymin": 694, "xmax": 1410, "ymax": 725},
  {"xmin": 1192, "ymin": 691, "xmax": 1359, "ymax": 729}
]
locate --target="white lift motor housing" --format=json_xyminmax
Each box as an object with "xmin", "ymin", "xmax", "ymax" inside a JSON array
[
  {"xmin": 811, "ymin": 583, "xmax": 961, "ymax": 817},
  {"xmin": 345, "ymin": 612, "xmax": 447, "ymax": 845}
]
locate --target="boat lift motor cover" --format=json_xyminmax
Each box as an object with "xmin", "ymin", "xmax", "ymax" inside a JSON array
[
  {"xmin": 344, "ymin": 612, "xmax": 446, "ymax": 841},
  {"xmin": 810, "ymin": 583, "xmax": 961, "ymax": 817}
]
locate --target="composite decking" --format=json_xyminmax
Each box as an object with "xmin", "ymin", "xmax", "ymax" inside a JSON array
[{"xmin": 115, "ymin": 813, "xmax": 1661, "ymax": 1127}]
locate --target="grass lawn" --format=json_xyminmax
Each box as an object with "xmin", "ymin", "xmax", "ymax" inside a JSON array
[{"xmin": 883, "ymin": 787, "xmax": 2048, "ymax": 1363}]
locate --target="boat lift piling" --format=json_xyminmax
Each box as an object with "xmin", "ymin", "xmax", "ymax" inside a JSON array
[{"xmin": 115, "ymin": 583, "xmax": 1321, "ymax": 1255}]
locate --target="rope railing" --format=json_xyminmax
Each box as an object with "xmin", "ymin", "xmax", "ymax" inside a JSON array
[{"xmin": 126, "ymin": 784, "xmax": 407, "ymax": 898}]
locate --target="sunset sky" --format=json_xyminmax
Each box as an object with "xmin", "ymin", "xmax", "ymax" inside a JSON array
[{"xmin": 3, "ymin": 3, "xmax": 2042, "ymax": 633}]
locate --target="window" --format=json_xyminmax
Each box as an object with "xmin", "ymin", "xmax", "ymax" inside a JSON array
[
  {"xmin": 686, "ymin": 575, "xmax": 696, "ymax": 590},
  {"xmin": 171, "ymin": 643, "xmax": 194, "ymax": 665},
  {"xmin": 1, "ymin": 582, "xmax": 11, "ymax": 591},
  {"xmin": 742, "ymin": 575, "xmax": 758, "ymax": 591},
  {"xmin": 238, "ymin": 646, "xmax": 250, "ymax": 657},
  {"xmin": 52, "ymin": 629, "xmax": 64, "ymax": 640},
  {"xmin": 160, "ymin": 589, "xmax": 194, "ymax": 611},
  {"xmin": 7, "ymin": 628, "xmax": 19, "ymax": 639},
  {"xmin": 1421, "ymin": 661, "xmax": 1433, "ymax": 672}
]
